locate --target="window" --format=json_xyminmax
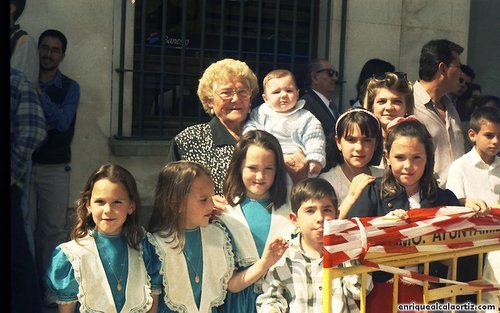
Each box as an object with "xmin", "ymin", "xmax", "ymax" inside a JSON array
[{"xmin": 116, "ymin": 0, "xmax": 330, "ymax": 139}]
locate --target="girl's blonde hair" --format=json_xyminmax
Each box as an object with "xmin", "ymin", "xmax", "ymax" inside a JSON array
[
  {"xmin": 363, "ymin": 72, "xmax": 414, "ymax": 116},
  {"xmin": 72, "ymin": 164, "xmax": 144, "ymax": 249},
  {"xmin": 262, "ymin": 69, "xmax": 297, "ymax": 94},
  {"xmin": 197, "ymin": 58, "xmax": 259, "ymax": 116},
  {"xmin": 148, "ymin": 161, "xmax": 213, "ymax": 250}
]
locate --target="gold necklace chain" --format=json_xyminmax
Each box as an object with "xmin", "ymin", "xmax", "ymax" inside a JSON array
[
  {"xmin": 183, "ymin": 245, "xmax": 202, "ymax": 284},
  {"xmin": 97, "ymin": 236, "xmax": 127, "ymax": 292}
]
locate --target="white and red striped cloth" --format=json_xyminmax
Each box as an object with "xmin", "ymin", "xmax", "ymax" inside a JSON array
[{"xmin": 323, "ymin": 206, "xmax": 500, "ymax": 290}]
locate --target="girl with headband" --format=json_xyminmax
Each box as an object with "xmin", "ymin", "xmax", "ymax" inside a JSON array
[{"xmin": 319, "ymin": 108, "xmax": 384, "ymax": 219}]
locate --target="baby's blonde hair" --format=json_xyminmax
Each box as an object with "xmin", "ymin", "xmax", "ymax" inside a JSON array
[{"xmin": 262, "ymin": 69, "xmax": 297, "ymax": 94}]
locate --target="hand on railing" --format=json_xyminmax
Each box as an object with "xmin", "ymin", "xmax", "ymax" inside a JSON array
[
  {"xmin": 463, "ymin": 197, "xmax": 491, "ymax": 215},
  {"xmin": 384, "ymin": 209, "xmax": 409, "ymax": 220}
]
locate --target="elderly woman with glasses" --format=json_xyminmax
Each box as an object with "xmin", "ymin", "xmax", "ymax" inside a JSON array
[{"xmin": 167, "ymin": 59, "xmax": 308, "ymax": 202}]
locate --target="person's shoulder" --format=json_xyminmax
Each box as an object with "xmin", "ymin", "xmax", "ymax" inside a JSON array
[
  {"xmin": 318, "ymin": 166, "xmax": 336, "ymax": 180},
  {"xmin": 297, "ymin": 107, "xmax": 323, "ymax": 126},
  {"xmin": 369, "ymin": 166, "xmax": 384, "ymax": 178},
  {"xmin": 493, "ymin": 154, "xmax": 500, "ymax": 168},
  {"xmin": 14, "ymin": 30, "xmax": 35, "ymax": 44},
  {"xmin": 175, "ymin": 121, "xmax": 210, "ymax": 138},
  {"xmin": 298, "ymin": 106, "xmax": 316, "ymax": 117},
  {"xmin": 208, "ymin": 219, "xmax": 234, "ymax": 239},
  {"xmin": 300, "ymin": 90, "xmax": 318, "ymax": 102},
  {"xmin": 319, "ymin": 164, "xmax": 343, "ymax": 180},
  {"xmin": 60, "ymin": 72, "xmax": 80, "ymax": 87},
  {"xmin": 10, "ymin": 67, "xmax": 30, "ymax": 84},
  {"xmin": 449, "ymin": 150, "xmax": 471, "ymax": 168},
  {"xmin": 299, "ymin": 88, "xmax": 319, "ymax": 100},
  {"xmin": 436, "ymin": 188, "xmax": 459, "ymax": 204},
  {"xmin": 412, "ymin": 82, "xmax": 431, "ymax": 107},
  {"xmin": 209, "ymin": 219, "xmax": 227, "ymax": 231},
  {"xmin": 250, "ymin": 102, "xmax": 270, "ymax": 116}
]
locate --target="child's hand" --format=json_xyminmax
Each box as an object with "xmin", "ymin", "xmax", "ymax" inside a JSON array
[
  {"xmin": 348, "ymin": 173, "xmax": 376, "ymax": 199},
  {"xmin": 464, "ymin": 198, "xmax": 490, "ymax": 214},
  {"xmin": 211, "ymin": 195, "xmax": 228, "ymax": 217},
  {"xmin": 308, "ymin": 161, "xmax": 322, "ymax": 176},
  {"xmin": 337, "ymin": 174, "xmax": 376, "ymax": 219},
  {"xmin": 261, "ymin": 237, "xmax": 288, "ymax": 268},
  {"xmin": 228, "ymin": 237, "xmax": 289, "ymax": 293},
  {"xmin": 384, "ymin": 209, "xmax": 408, "ymax": 220}
]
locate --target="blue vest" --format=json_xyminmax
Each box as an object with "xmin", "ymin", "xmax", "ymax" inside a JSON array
[{"xmin": 33, "ymin": 74, "xmax": 76, "ymax": 164}]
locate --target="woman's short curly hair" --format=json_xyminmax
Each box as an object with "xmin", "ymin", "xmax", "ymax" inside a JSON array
[
  {"xmin": 363, "ymin": 72, "xmax": 414, "ymax": 116},
  {"xmin": 197, "ymin": 58, "xmax": 259, "ymax": 116}
]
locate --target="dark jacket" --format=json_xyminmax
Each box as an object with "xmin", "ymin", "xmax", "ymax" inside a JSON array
[
  {"xmin": 346, "ymin": 178, "xmax": 460, "ymax": 218},
  {"xmin": 346, "ymin": 177, "xmax": 459, "ymax": 281},
  {"xmin": 300, "ymin": 89, "xmax": 337, "ymax": 171},
  {"xmin": 33, "ymin": 73, "xmax": 78, "ymax": 164}
]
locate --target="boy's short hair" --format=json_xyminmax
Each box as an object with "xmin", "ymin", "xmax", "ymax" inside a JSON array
[
  {"xmin": 469, "ymin": 105, "xmax": 500, "ymax": 133},
  {"xmin": 290, "ymin": 178, "xmax": 338, "ymax": 214}
]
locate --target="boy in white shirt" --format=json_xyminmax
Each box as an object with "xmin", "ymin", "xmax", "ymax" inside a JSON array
[
  {"xmin": 447, "ymin": 105, "xmax": 500, "ymax": 208},
  {"xmin": 446, "ymin": 104, "xmax": 500, "ymax": 309}
]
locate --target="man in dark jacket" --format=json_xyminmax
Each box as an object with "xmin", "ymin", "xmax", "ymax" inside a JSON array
[{"xmin": 300, "ymin": 58, "xmax": 340, "ymax": 171}]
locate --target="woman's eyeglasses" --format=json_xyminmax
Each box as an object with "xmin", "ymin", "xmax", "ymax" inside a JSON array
[
  {"xmin": 316, "ymin": 68, "xmax": 339, "ymax": 77},
  {"xmin": 372, "ymin": 71, "xmax": 407, "ymax": 82},
  {"xmin": 215, "ymin": 89, "xmax": 251, "ymax": 101}
]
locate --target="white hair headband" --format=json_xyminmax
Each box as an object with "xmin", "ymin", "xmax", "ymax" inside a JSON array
[{"xmin": 334, "ymin": 108, "xmax": 381, "ymax": 136}]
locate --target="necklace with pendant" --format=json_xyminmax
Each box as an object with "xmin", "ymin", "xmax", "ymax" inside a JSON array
[
  {"xmin": 97, "ymin": 235, "xmax": 127, "ymax": 291},
  {"xmin": 183, "ymin": 244, "xmax": 202, "ymax": 284}
]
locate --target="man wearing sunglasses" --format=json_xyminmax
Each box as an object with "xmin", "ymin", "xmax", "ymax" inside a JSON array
[
  {"xmin": 300, "ymin": 58, "xmax": 340, "ymax": 171},
  {"xmin": 450, "ymin": 64, "xmax": 476, "ymax": 121}
]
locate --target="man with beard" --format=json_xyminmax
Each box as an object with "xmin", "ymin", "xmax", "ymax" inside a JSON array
[{"xmin": 29, "ymin": 29, "xmax": 80, "ymax": 306}]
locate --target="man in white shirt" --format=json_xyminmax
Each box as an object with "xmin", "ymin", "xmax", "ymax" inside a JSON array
[{"xmin": 413, "ymin": 39, "xmax": 465, "ymax": 188}]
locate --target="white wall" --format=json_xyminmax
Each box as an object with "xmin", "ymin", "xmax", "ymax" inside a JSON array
[
  {"xmin": 18, "ymin": 0, "xmax": 473, "ymax": 213},
  {"xmin": 20, "ymin": 0, "xmax": 164, "ymax": 213},
  {"xmin": 331, "ymin": 0, "xmax": 470, "ymax": 109},
  {"xmin": 468, "ymin": 0, "xmax": 500, "ymax": 95}
]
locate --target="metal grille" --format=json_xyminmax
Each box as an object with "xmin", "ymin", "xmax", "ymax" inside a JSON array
[{"xmin": 116, "ymin": 0, "xmax": 330, "ymax": 139}]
